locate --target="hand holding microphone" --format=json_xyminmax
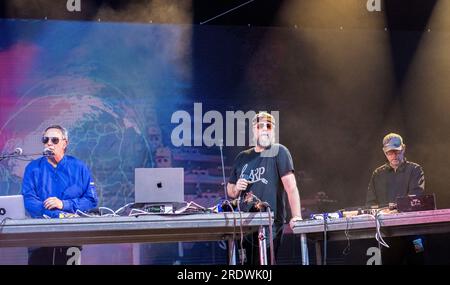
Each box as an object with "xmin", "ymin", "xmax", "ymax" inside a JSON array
[
  {"xmin": 236, "ymin": 172, "xmax": 256, "ymax": 194},
  {"xmin": 235, "ymin": 178, "xmax": 249, "ymax": 192}
]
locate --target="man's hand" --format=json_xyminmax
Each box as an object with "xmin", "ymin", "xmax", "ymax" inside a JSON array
[
  {"xmin": 227, "ymin": 179, "xmax": 250, "ymax": 199},
  {"xmin": 289, "ymin": 216, "xmax": 303, "ymax": 230},
  {"xmin": 44, "ymin": 197, "xmax": 63, "ymax": 210},
  {"xmin": 235, "ymin": 178, "xmax": 249, "ymax": 192}
]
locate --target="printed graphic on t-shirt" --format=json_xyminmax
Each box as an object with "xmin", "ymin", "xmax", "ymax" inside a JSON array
[{"xmin": 240, "ymin": 164, "xmax": 268, "ymax": 184}]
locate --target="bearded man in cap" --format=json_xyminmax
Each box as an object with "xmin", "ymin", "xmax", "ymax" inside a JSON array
[
  {"xmin": 227, "ymin": 112, "xmax": 302, "ymax": 265},
  {"xmin": 366, "ymin": 132, "xmax": 425, "ymax": 264}
]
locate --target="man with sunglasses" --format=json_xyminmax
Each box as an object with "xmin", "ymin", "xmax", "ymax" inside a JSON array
[
  {"xmin": 366, "ymin": 133, "xmax": 425, "ymax": 265},
  {"xmin": 227, "ymin": 112, "xmax": 302, "ymax": 265},
  {"xmin": 21, "ymin": 125, "xmax": 98, "ymax": 265}
]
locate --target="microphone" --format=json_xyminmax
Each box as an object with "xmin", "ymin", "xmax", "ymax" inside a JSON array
[
  {"xmin": 14, "ymin": 147, "xmax": 23, "ymax": 156},
  {"xmin": 0, "ymin": 147, "xmax": 24, "ymax": 161},
  {"xmin": 43, "ymin": 148, "xmax": 55, "ymax": 156}
]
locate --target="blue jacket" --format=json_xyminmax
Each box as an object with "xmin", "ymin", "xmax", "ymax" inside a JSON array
[{"xmin": 21, "ymin": 155, "xmax": 98, "ymax": 218}]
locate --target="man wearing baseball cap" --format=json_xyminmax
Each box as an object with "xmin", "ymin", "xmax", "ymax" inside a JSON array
[
  {"xmin": 227, "ymin": 111, "xmax": 302, "ymax": 265},
  {"xmin": 366, "ymin": 132, "xmax": 425, "ymax": 264}
]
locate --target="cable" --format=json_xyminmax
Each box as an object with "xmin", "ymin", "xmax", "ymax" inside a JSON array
[
  {"xmin": 200, "ymin": 0, "xmax": 256, "ymax": 25},
  {"xmin": 76, "ymin": 209, "xmax": 97, "ymax": 217},
  {"xmin": 353, "ymin": 209, "xmax": 390, "ymax": 249},
  {"xmin": 374, "ymin": 211, "xmax": 389, "ymax": 248},
  {"xmin": 323, "ymin": 214, "xmax": 328, "ymax": 265},
  {"xmin": 218, "ymin": 141, "xmax": 242, "ymax": 264},
  {"xmin": 0, "ymin": 217, "xmax": 12, "ymax": 233},
  {"xmin": 75, "ymin": 208, "xmax": 116, "ymax": 218},
  {"xmin": 342, "ymin": 217, "xmax": 352, "ymax": 255},
  {"xmin": 129, "ymin": 208, "xmax": 154, "ymax": 216},
  {"xmin": 264, "ymin": 206, "xmax": 275, "ymax": 265},
  {"xmin": 239, "ymin": 192, "xmax": 274, "ymax": 265},
  {"xmin": 99, "ymin": 207, "xmax": 116, "ymax": 215},
  {"xmin": 235, "ymin": 196, "xmax": 246, "ymax": 265},
  {"xmin": 378, "ymin": 241, "xmax": 383, "ymax": 265},
  {"xmin": 249, "ymin": 194, "xmax": 275, "ymax": 265},
  {"xmin": 114, "ymin": 202, "xmax": 134, "ymax": 216},
  {"xmin": 228, "ymin": 201, "xmax": 238, "ymax": 265},
  {"xmin": 14, "ymin": 157, "xmax": 34, "ymax": 161},
  {"xmin": 220, "ymin": 199, "xmax": 238, "ymax": 265}
]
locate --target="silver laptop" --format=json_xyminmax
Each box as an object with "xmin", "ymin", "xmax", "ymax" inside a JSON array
[
  {"xmin": 0, "ymin": 195, "xmax": 26, "ymax": 220},
  {"xmin": 134, "ymin": 168, "xmax": 184, "ymax": 204}
]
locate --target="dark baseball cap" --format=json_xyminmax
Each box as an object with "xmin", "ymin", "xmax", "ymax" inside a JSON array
[{"xmin": 382, "ymin": 133, "xmax": 404, "ymax": 152}]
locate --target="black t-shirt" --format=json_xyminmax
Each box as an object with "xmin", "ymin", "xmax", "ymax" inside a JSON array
[{"xmin": 228, "ymin": 143, "xmax": 295, "ymax": 225}]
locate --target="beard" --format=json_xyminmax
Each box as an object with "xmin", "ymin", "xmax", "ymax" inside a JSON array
[{"xmin": 257, "ymin": 134, "xmax": 273, "ymax": 148}]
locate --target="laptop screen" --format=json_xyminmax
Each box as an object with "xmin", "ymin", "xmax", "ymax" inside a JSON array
[
  {"xmin": 134, "ymin": 168, "xmax": 184, "ymax": 204},
  {"xmin": 396, "ymin": 194, "xmax": 436, "ymax": 212},
  {"xmin": 0, "ymin": 195, "xmax": 26, "ymax": 220}
]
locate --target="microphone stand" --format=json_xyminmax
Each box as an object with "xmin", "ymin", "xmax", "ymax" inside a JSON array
[
  {"xmin": 0, "ymin": 152, "xmax": 52, "ymax": 162},
  {"xmin": 219, "ymin": 141, "xmax": 228, "ymax": 201},
  {"xmin": 219, "ymin": 141, "xmax": 249, "ymax": 264},
  {"xmin": 0, "ymin": 153, "xmax": 22, "ymax": 161}
]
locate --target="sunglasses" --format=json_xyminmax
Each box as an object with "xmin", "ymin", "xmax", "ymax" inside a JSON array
[
  {"xmin": 42, "ymin": 136, "xmax": 63, "ymax": 144},
  {"xmin": 255, "ymin": 122, "xmax": 274, "ymax": 130}
]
